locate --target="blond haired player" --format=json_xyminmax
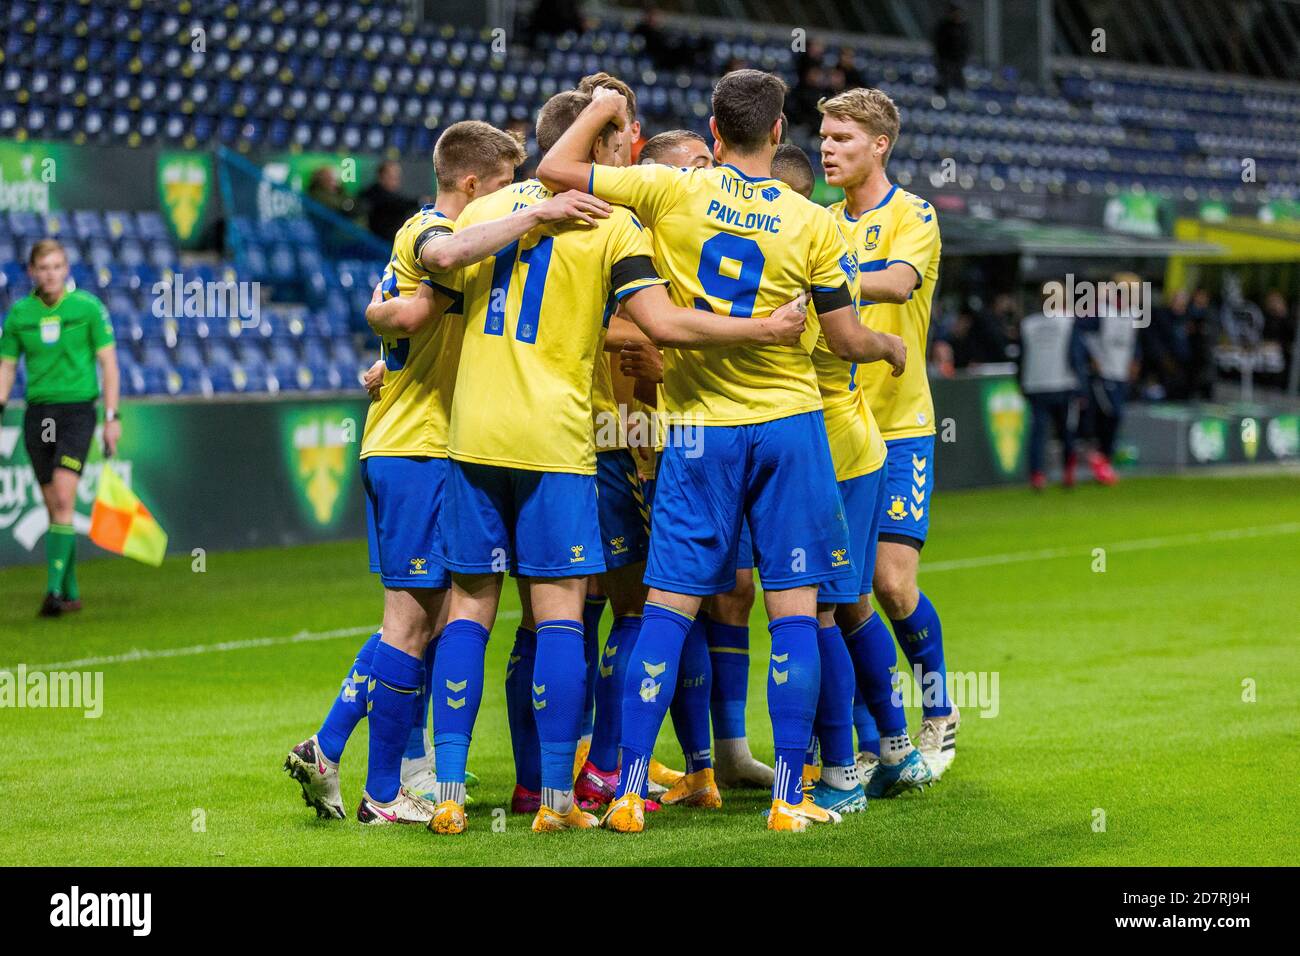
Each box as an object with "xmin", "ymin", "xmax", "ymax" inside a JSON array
[{"xmin": 819, "ymin": 88, "xmax": 959, "ymax": 781}]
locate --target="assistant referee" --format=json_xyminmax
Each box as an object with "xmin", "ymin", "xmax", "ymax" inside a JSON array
[{"xmin": 0, "ymin": 238, "xmax": 122, "ymax": 617}]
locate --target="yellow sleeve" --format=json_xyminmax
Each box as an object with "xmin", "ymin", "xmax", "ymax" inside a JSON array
[
  {"xmin": 606, "ymin": 213, "xmax": 668, "ymax": 301},
  {"xmin": 887, "ymin": 207, "xmax": 940, "ymax": 290},
  {"xmin": 589, "ymin": 163, "xmax": 685, "ymax": 229},
  {"xmin": 807, "ymin": 212, "xmax": 855, "ymax": 315}
]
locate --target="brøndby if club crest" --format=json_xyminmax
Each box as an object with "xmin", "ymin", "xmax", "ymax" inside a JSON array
[{"xmin": 283, "ymin": 410, "xmax": 357, "ymax": 528}]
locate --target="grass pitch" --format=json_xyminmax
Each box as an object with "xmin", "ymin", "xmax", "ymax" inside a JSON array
[{"xmin": 2, "ymin": 471, "xmax": 1297, "ymax": 866}]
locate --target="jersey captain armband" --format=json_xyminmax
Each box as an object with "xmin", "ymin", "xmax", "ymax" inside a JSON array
[
  {"xmin": 811, "ymin": 283, "xmax": 853, "ymax": 315},
  {"xmin": 412, "ymin": 224, "xmax": 454, "ymax": 265},
  {"xmin": 610, "ymin": 255, "xmax": 665, "ymax": 299}
]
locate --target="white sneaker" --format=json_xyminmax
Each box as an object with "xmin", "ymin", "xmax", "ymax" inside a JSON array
[
  {"xmin": 916, "ymin": 705, "xmax": 959, "ymax": 779},
  {"xmin": 854, "ymin": 750, "xmax": 880, "ymax": 791},
  {"xmin": 401, "ymin": 753, "xmax": 438, "ymax": 800},
  {"xmin": 356, "ymin": 786, "xmax": 438, "ymax": 825},
  {"xmin": 284, "ymin": 735, "xmax": 345, "ymax": 819}
]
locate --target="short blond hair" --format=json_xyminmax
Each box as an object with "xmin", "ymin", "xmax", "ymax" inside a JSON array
[
  {"xmin": 433, "ymin": 120, "xmax": 526, "ymax": 191},
  {"xmin": 818, "ymin": 87, "xmax": 901, "ymax": 168},
  {"xmin": 577, "ymin": 72, "xmax": 638, "ymax": 123},
  {"xmin": 28, "ymin": 238, "xmax": 67, "ymax": 266}
]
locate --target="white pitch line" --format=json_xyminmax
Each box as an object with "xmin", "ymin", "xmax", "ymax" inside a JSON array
[
  {"xmin": 921, "ymin": 522, "xmax": 1300, "ymax": 573},
  {"xmin": 3, "ymin": 609, "xmax": 523, "ymax": 673},
  {"xmin": 5, "ymin": 523, "xmax": 1293, "ymax": 672}
]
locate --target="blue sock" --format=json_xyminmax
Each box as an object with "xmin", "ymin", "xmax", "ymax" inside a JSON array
[
  {"xmin": 590, "ymin": 613, "xmax": 640, "ymax": 772},
  {"xmin": 768, "ymin": 615, "xmax": 820, "ymax": 805},
  {"xmin": 670, "ymin": 616, "xmax": 713, "ymax": 773},
  {"xmin": 431, "ymin": 619, "xmax": 490, "ymax": 793},
  {"xmin": 533, "ymin": 620, "xmax": 586, "ymax": 800},
  {"xmin": 365, "ymin": 641, "xmax": 425, "ymax": 803},
  {"xmin": 615, "ymin": 602, "xmax": 693, "ymax": 799},
  {"xmin": 705, "ymin": 615, "xmax": 750, "ymax": 740},
  {"xmin": 581, "ymin": 596, "xmax": 605, "ymax": 738},
  {"xmin": 890, "ymin": 593, "xmax": 952, "ymax": 718},
  {"xmin": 403, "ymin": 637, "xmax": 437, "ymax": 760},
  {"xmin": 504, "ymin": 626, "xmax": 540, "ymax": 792},
  {"xmin": 845, "ymin": 613, "xmax": 907, "ymax": 737},
  {"xmin": 316, "ymin": 631, "xmax": 381, "ymax": 764},
  {"xmin": 852, "ymin": 685, "xmax": 879, "ymax": 756},
  {"xmin": 813, "ymin": 625, "xmax": 855, "ymax": 768}
]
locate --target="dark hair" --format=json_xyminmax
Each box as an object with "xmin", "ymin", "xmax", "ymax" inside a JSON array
[
  {"xmin": 535, "ymin": 90, "xmax": 618, "ymax": 153},
  {"xmin": 639, "ymin": 129, "xmax": 708, "ymax": 164},
  {"xmin": 711, "ymin": 69, "xmax": 787, "ymax": 153},
  {"xmin": 771, "ymin": 143, "xmax": 815, "ymax": 198}
]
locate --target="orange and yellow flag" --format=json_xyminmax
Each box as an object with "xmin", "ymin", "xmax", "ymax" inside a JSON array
[{"xmin": 89, "ymin": 465, "xmax": 168, "ymax": 566}]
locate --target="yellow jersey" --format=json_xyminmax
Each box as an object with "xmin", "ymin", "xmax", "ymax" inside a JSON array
[
  {"xmin": 806, "ymin": 263, "xmax": 888, "ymax": 481},
  {"xmin": 592, "ymin": 322, "xmax": 623, "ymax": 452},
  {"xmin": 832, "ymin": 185, "xmax": 941, "ymax": 440},
  {"xmin": 360, "ymin": 206, "xmax": 465, "ymax": 459},
  {"xmin": 589, "ymin": 162, "xmax": 855, "ymax": 426},
  {"xmin": 447, "ymin": 180, "xmax": 666, "ymax": 474}
]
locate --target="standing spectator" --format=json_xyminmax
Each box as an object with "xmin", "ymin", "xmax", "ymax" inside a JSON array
[
  {"xmin": 1078, "ymin": 273, "xmax": 1142, "ymax": 485},
  {"xmin": 307, "ymin": 165, "xmax": 357, "ymax": 219},
  {"xmin": 1186, "ymin": 287, "xmax": 1217, "ymax": 400},
  {"xmin": 932, "ymin": 2, "xmax": 970, "ymax": 96},
  {"xmin": 1019, "ymin": 305, "xmax": 1080, "ymax": 490},
  {"xmin": 359, "ymin": 161, "xmax": 418, "ymax": 245}
]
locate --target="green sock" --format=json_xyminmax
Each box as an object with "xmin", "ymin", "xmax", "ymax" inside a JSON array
[
  {"xmin": 62, "ymin": 535, "xmax": 80, "ymax": 602},
  {"xmin": 46, "ymin": 524, "xmax": 75, "ymax": 598}
]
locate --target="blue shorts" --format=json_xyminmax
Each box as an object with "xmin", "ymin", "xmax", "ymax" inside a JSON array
[
  {"xmin": 735, "ymin": 517, "xmax": 755, "ymax": 573},
  {"xmin": 645, "ymin": 410, "xmax": 851, "ymax": 595},
  {"xmin": 880, "ymin": 435, "xmax": 934, "ymax": 546},
  {"xmin": 362, "ymin": 455, "xmax": 451, "ymax": 589},
  {"xmin": 596, "ymin": 449, "xmax": 650, "ymax": 571},
  {"xmin": 437, "ymin": 459, "xmax": 606, "ymax": 578},
  {"xmin": 819, "ymin": 465, "xmax": 887, "ymax": 604}
]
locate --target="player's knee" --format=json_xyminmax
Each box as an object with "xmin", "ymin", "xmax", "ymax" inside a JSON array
[
  {"xmin": 872, "ymin": 569, "xmax": 917, "ymax": 620},
  {"xmin": 711, "ymin": 572, "xmax": 755, "ymax": 624}
]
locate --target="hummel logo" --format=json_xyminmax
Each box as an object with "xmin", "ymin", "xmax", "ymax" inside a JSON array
[
  {"xmin": 446, "ymin": 696, "xmax": 466, "ymax": 710},
  {"xmin": 643, "ymin": 661, "xmax": 666, "ymax": 677},
  {"xmin": 532, "ymin": 683, "xmax": 545, "ymax": 695},
  {"xmin": 912, "ymin": 455, "xmax": 927, "ymax": 470},
  {"xmin": 445, "ymin": 679, "xmax": 467, "ymax": 692}
]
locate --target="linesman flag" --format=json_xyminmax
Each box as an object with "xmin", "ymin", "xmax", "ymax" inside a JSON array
[{"xmin": 89, "ymin": 464, "xmax": 168, "ymax": 566}]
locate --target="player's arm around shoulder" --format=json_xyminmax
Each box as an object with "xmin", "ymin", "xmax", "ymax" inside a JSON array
[{"xmin": 365, "ymin": 279, "xmax": 444, "ymax": 337}]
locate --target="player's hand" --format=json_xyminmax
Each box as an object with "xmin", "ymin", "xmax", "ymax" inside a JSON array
[
  {"xmin": 882, "ymin": 333, "xmax": 907, "ymax": 377},
  {"xmin": 590, "ymin": 85, "xmax": 629, "ymax": 129},
  {"xmin": 619, "ymin": 340, "xmax": 664, "ymax": 383},
  {"xmin": 534, "ymin": 190, "xmax": 612, "ymax": 227},
  {"xmin": 763, "ymin": 293, "xmax": 808, "ymax": 346},
  {"xmin": 363, "ymin": 360, "xmax": 386, "ymax": 401},
  {"xmin": 102, "ymin": 419, "xmax": 121, "ymax": 458},
  {"xmin": 370, "ymin": 281, "xmax": 384, "ymax": 306}
]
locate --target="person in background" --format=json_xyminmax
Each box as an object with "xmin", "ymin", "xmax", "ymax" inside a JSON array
[
  {"xmin": 932, "ymin": 2, "xmax": 970, "ymax": 97},
  {"xmin": 1079, "ymin": 273, "xmax": 1141, "ymax": 486},
  {"xmin": 360, "ymin": 161, "xmax": 418, "ymax": 245},
  {"xmin": 307, "ymin": 165, "xmax": 357, "ymax": 218},
  {"xmin": 0, "ymin": 239, "xmax": 122, "ymax": 617},
  {"xmin": 1019, "ymin": 303, "xmax": 1080, "ymax": 490}
]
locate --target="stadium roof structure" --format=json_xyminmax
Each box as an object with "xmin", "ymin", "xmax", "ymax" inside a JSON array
[{"xmin": 939, "ymin": 215, "xmax": 1223, "ymax": 258}]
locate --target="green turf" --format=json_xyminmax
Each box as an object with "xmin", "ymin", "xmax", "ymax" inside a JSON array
[{"xmin": 2, "ymin": 471, "xmax": 1297, "ymax": 865}]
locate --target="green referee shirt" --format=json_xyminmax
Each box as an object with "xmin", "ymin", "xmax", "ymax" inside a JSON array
[{"xmin": 0, "ymin": 289, "xmax": 115, "ymax": 404}]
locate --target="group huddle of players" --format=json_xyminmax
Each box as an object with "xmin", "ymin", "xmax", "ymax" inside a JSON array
[{"xmin": 284, "ymin": 66, "xmax": 960, "ymax": 835}]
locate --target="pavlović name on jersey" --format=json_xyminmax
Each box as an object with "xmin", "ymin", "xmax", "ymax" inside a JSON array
[{"xmin": 704, "ymin": 200, "xmax": 781, "ymax": 234}]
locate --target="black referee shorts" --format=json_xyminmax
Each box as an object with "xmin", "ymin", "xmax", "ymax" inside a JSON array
[{"xmin": 23, "ymin": 401, "xmax": 98, "ymax": 486}]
